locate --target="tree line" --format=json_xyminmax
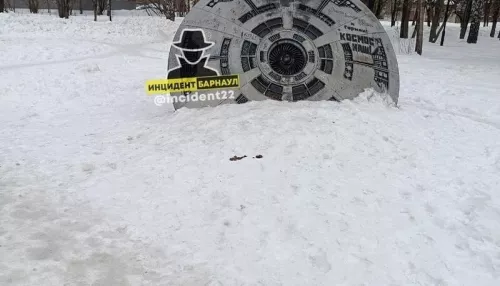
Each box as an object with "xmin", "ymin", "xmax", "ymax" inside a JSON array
[
  {"xmin": 2, "ymin": 0, "xmax": 499, "ymax": 48},
  {"xmin": 139, "ymin": 0, "xmax": 500, "ymax": 48},
  {"xmin": 0, "ymin": 0, "xmax": 112, "ymax": 20},
  {"xmin": 381, "ymin": 0, "xmax": 499, "ymax": 55},
  {"xmin": 380, "ymin": 0, "xmax": 499, "ymax": 43}
]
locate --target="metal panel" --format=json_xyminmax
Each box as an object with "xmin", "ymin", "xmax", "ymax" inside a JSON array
[{"xmin": 167, "ymin": 0, "xmax": 399, "ymax": 109}]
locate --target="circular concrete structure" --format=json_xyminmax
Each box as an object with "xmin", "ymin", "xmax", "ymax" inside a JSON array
[{"xmin": 167, "ymin": 0, "xmax": 399, "ymax": 109}]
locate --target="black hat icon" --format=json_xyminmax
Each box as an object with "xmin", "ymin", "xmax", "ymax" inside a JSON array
[{"xmin": 172, "ymin": 29, "xmax": 214, "ymax": 51}]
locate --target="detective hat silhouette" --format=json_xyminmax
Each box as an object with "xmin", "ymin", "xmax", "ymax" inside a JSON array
[{"xmin": 173, "ymin": 30, "xmax": 214, "ymax": 51}]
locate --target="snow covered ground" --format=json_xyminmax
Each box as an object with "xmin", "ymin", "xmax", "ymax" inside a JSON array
[{"xmin": 1, "ymin": 12, "xmax": 500, "ymax": 286}]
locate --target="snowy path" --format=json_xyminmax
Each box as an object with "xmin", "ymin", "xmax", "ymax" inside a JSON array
[{"xmin": 1, "ymin": 14, "xmax": 500, "ymax": 285}]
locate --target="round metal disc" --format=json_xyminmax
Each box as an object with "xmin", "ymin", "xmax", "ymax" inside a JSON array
[{"xmin": 167, "ymin": 0, "xmax": 400, "ymax": 110}]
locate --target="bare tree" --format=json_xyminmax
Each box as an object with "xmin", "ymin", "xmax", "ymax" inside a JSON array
[
  {"xmin": 374, "ymin": 0, "xmax": 387, "ymax": 18},
  {"xmin": 93, "ymin": 0, "xmax": 97, "ymax": 21},
  {"xmin": 79, "ymin": 0, "xmax": 82, "ymax": 14},
  {"xmin": 490, "ymin": 0, "xmax": 500, "ymax": 36},
  {"xmin": 467, "ymin": 0, "xmax": 485, "ymax": 43},
  {"xmin": 412, "ymin": 7, "xmax": 417, "ymax": 26},
  {"xmin": 3, "ymin": 0, "xmax": 16, "ymax": 12},
  {"xmin": 366, "ymin": 0, "xmax": 376, "ymax": 11},
  {"xmin": 391, "ymin": 0, "xmax": 400, "ymax": 26},
  {"xmin": 429, "ymin": 0, "xmax": 445, "ymax": 42},
  {"xmin": 175, "ymin": 0, "xmax": 188, "ymax": 16},
  {"xmin": 26, "ymin": 0, "xmax": 40, "ymax": 13},
  {"xmin": 401, "ymin": 0, "xmax": 411, "ymax": 37},
  {"xmin": 63, "ymin": 0, "xmax": 70, "ymax": 18},
  {"xmin": 144, "ymin": 0, "xmax": 175, "ymax": 21},
  {"xmin": 484, "ymin": 0, "xmax": 491, "ymax": 26},
  {"xmin": 3, "ymin": 0, "xmax": 15, "ymax": 12},
  {"xmin": 108, "ymin": 0, "xmax": 111, "ymax": 21},
  {"xmin": 56, "ymin": 0, "xmax": 70, "ymax": 18},
  {"xmin": 460, "ymin": 0, "xmax": 473, "ymax": 38},
  {"xmin": 440, "ymin": 0, "xmax": 452, "ymax": 45},
  {"xmin": 97, "ymin": 0, "xmax": 106, "ymax": 15},
  {"xmin": 416, "ymin": 0, "xmax": 424, "ymax": 54},
  {"xmin": 426, "ymin": 0, "xmax": 432, "ymax": 27},
  {"xmin": 412, "ymin": 3, "xmax": 421, "ymax": 37}
]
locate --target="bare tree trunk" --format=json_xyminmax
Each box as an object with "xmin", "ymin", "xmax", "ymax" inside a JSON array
[
  {"xmin": 98, "ymin": 0, "xmax": 105, "ymax": 15},
  {"xmin": 484, "ymin": 0, "xmax": 491, "ymax": 26},
  {"xmin": 145, "ymin": 0, "xmax": 176, "ymax": 21},
  {"xmin": 176, "ymin": 0, "xmax": 186, "ymax": 16},
  {"xmin": 430, "ymin": 0, "xmax": 444, "ymax": 42},
  {"xmin": 375, "ymin": 0, "xmax": 385, "ymax": 18},
  {"xmin": 491, "ymin": 0, "xmax": 500, "ymax": 36},
  {"xmin": 440, "ymin": 0, "xmax": 451, "ymax": 45},
  {"xmin": 468, "ymin": 0, "xmax": 486, "ymax": 43},
  {"xmin": 391, "ymin": 0, "xmax": 398, "ymax": 27},
  {"xmin": 367, "ymin": 0, "xmax": 376, "ymax": 11},
  {"xmin": 57, "ymin": 0, "xmax": 69, "ymax": 18},
  {"xmin": 427, "ymin": 5, "xmax": 432, "ymax": 27},
  {"xmin": 460, "ymin": 0, "xmax": 474, "ymax": 38},
  {"xmin": 65, "ymin": 0, "xmax": 69, "ymax": 18},
  {"xmin": 416, "ymin": 0, "xmax": 424, "ymax": 54},
  {"xmin": 94, "ymin": 0, "xmax": 97, "ymax": 21},
  {"xmin": 4, "ymin": 0, "xmax": 15, "ymax": 12},
  {"xmin": 165, "ymin": 0, "xmax": 175, "ymax": 20},
  {"xmin": 108, "ymin": 0, "xmax": 111, "ymax": 21},
  {"xmin": 435, "ymin": 21, "xmax": 446, "ymax": 39},
  {"xmin": 28, "ymin": 0, "xmax": 40, "ymax": 13},
  {"xmin": 79, "ymin": 0, "xmax": 82, "ymax": 14},
  {"xmin": 58, "ymin": 0, "xmax": 63, "ymax": 17},
  {"xmin": 412, "ymin": 4, "xmax": 420, "ymax": 38},
  {"xmin": 401, "ymin": 0, "xmax": 411, "ymax": 37},
  {"xmin": 412, "ymin": 9, "xmax": 417, "ymax": 26}
]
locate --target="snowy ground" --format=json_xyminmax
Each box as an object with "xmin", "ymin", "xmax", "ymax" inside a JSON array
[{"xmin": 1, "ymin": 12, "xmax": 500, "ymax": 286}]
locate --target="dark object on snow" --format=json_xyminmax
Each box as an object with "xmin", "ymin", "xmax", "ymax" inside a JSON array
[
  {"xmin": 229, "ymin": 155, "xmax": 247, "ymax": 161},
  {"xmin": 254, "ymin": 155, "xmax": 263, "ymax": 159}
]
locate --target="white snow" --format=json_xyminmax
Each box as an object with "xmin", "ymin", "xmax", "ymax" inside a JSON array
[{"xmin": 1, "ymin": 12, "xmax": 500, "ymax": 286}]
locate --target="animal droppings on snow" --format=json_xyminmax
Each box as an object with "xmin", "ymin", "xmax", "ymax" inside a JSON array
[{"xmin": 229, "ymin": 155, "xmax": 247, "ymax": 161}]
